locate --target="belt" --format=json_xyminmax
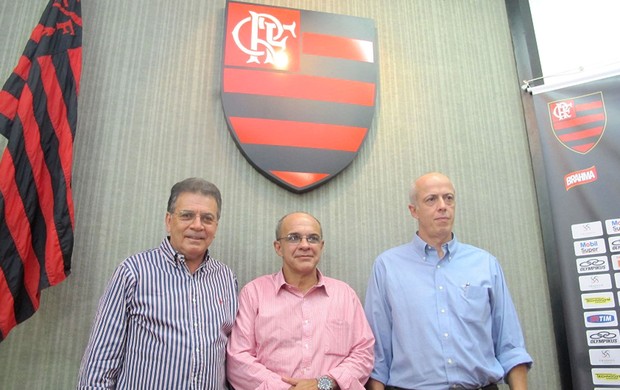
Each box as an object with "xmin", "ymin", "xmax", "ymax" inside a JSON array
[
  {"xmin": 476, "ymin": 385, "xmax": 498, "ymax": 390},
  {"xmin": 386, "ymin": 384, "xmax": 498, "ymax": 390}
]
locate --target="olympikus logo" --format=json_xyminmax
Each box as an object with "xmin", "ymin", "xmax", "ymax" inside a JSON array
[
  {"xmin": 590, "ymin": 330, "xmax": 619, "ymax": 344},
  {"xmin": 222, "ymin": 1, "xmax": 378, "ymax": 193},
  {"xmin": 564, "ymin": 166, "xmax": 597, "ymax": 190}
]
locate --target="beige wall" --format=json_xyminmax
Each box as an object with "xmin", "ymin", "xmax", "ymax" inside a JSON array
[{"xmin": 0, "ymin": 1, "xmax": 560, "ymax": 388}]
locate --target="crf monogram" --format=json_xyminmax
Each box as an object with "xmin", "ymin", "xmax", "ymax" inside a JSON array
[
  {"xmin": 232, "ymin": 11, "xmax": 296, "ymax": 65},
  {"xmin": 40, "ymin": 0, "xmax": 81, "ymax": 37},
  {"xmin": 552, "ymin": 101, "xmax": 573, "ymax": 121}
]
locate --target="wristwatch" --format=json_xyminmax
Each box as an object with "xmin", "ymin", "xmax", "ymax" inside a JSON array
[{"xmin": 317, "ymin": 375, "xmax": 334, "ymax": 390}]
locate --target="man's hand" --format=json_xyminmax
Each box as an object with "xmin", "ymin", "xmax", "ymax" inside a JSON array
[
  {"xmin": 281, "ymin": 377, "xmax": 319, "ymax": 390},
  {"xmin": 365, "ymin": 378, "xmax": 385, "ymax": 390}
]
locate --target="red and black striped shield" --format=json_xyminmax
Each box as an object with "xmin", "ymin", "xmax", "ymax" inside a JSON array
[
  {"xmin": 221, "ymin": 1, "xmax": 378, "ymax": 193},
  {"xmin": 548, "ymin": 92, "xmax": 607, "ymax": 154}
]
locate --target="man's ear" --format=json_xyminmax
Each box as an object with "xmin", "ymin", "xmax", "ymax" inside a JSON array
[
  {"xmin": 408, "ymin": 204, "xmax": 418, "ymax": 220},
  {"xmin": 274, "ymin": 240, "xmax": 283, "ymax": 256},
  {"xmin": 165, "ymin": 212, "xmax": 172, "ymax": 234}
]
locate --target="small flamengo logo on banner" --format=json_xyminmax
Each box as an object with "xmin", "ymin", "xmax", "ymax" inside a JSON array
[
  {"xmin": 548, "ymin": 92, "xmax": 607, "ymax": 154},
  {"xmin": 221, "ymin": 1, "xmax": 378, "ymax": 193}
]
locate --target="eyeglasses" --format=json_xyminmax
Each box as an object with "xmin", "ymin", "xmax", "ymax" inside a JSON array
[
  {"xmin": 277, "ymin": 233, "xmax": 322, "ymax": 245},
  {"xmin": 174, "ymin": 210, "xmax": 217, "ymax": 226}
]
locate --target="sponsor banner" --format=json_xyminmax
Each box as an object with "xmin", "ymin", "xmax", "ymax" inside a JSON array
[
  {"xmin": 221, "ymin": 1, "xmax": 378, "ymax": 193},
  {"xmin": 531, "ymin": 74, "xmax": 620, "ymax": 387}
]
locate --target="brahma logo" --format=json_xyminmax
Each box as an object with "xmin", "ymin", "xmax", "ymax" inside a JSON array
[
  {"xmin": 548, "ymin": 92, "xmax": 606, "ymax": 154},
  {"xmin": 222, "ymin": 1, "xmax": 378, "ymax": 193},
  {"xmin": 564, "ymin": 166, "xmax": 598, "ymax": 190}
]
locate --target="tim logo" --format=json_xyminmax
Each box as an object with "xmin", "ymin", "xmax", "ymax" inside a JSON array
[
  {"xmin": 222, "ymin": 1, "xmax": 378, "ymax": 193},
  {"xmin": 588, "ymin": 314, "xmax": 616, "ymax": 324},
  {"xmin": 548, "ymin": 92, "xmax": 606, "ymax": 154}
]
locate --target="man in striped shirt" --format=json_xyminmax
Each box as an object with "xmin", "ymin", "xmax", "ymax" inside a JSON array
[
  {"xmin": 77, "ymin": 178, "xmax": 238, "ymax": 389},
  {"xmin": 226, "ymin": 212, "xmax": 374, "ymax": 390}
]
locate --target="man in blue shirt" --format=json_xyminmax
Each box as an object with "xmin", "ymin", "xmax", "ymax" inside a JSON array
[{"xmin": 364, "ymin": 172, "xmax": 532, "ymax": 390}]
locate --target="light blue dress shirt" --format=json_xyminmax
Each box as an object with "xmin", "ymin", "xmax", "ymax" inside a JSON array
[{"xmin": 364, "ymin": 234, "xmax": 532, "ymax": 390}]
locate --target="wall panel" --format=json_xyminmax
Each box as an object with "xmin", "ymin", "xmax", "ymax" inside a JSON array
[{"xmin": 0, "ymin": 1, "xmax": 560, "ymax": 388}]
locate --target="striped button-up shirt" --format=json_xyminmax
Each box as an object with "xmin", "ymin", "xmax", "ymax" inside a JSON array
[{"xmin": 77, "ymin": 238, "xmax": 238, "ymax": 389}]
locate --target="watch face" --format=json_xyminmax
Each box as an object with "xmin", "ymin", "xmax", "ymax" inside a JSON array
[{"xmin": 317, "ymin": 376, "xmax": 333, "ymax": 390}]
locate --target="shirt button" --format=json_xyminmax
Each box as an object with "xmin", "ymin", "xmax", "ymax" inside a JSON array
[
  {"xmin": 436, "ymin": 265, "xmax": 441, "ymax": 269},
  {"xmin": 439, "ymin": 286, "xmax": 444, "ymax": 290},
  {"xmin": 443, "ymin": 333, "xmax": 449, "ymax": 338},
  {"xmin": 440, "ymin": 309, "xmax": 446, "ymax": 313},
  {"xmin": 447, "ymin": 358, "xmax": 453, "ymax": 364}
]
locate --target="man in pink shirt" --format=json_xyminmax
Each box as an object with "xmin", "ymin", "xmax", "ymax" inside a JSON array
[{"xmin": 226, "ymin": 212, "xmax": 374, "ymax": 390}]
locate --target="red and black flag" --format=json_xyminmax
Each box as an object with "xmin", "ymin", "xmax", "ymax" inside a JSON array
[{"xmin": 0, "ymin": 0, "xmax": 82, "ymax": 341}]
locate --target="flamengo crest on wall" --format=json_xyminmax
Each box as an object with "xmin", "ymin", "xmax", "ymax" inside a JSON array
[{"xmin": 221, "ymin": 0, "xmax": 378, "ymax": 193}]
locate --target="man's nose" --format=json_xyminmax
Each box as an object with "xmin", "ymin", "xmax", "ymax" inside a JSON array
[
  {"xmin": 189, "ymin": 215, "xmax": 204, "ymax": 228},
  {"xmin": 298, "ymin": 236, "xmax": 312, "ymax": 246}
]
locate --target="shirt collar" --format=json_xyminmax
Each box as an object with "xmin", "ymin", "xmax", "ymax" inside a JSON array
[
  {"xmin": 274, "ymin": 268, "xmax": 329, "ymax": 295},
  {"xmin": 412, "ymin": 233, "xmax": 458, "ymax": 261},
  {"xmin": 160, "ymin": 237, "xmax": 210, "ymax": 270}
]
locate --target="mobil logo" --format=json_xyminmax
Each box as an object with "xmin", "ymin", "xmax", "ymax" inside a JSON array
[{"xmin": 222, "ymin": 1, "xmax": 378, "ymax": 193}]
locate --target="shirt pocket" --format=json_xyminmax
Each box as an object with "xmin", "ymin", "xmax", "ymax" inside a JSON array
[
  {"xmin": 457, "ymin": 285, "xmax": 491, "ymax": 323},
  {"xmin": 324, "ymin": 319, "xmax": 352, "ymax": 356}
]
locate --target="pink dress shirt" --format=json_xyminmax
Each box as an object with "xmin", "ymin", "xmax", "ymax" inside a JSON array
[{"xmin": 226, "ymin": 269, "xmax": 374, "ymax": 390}]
